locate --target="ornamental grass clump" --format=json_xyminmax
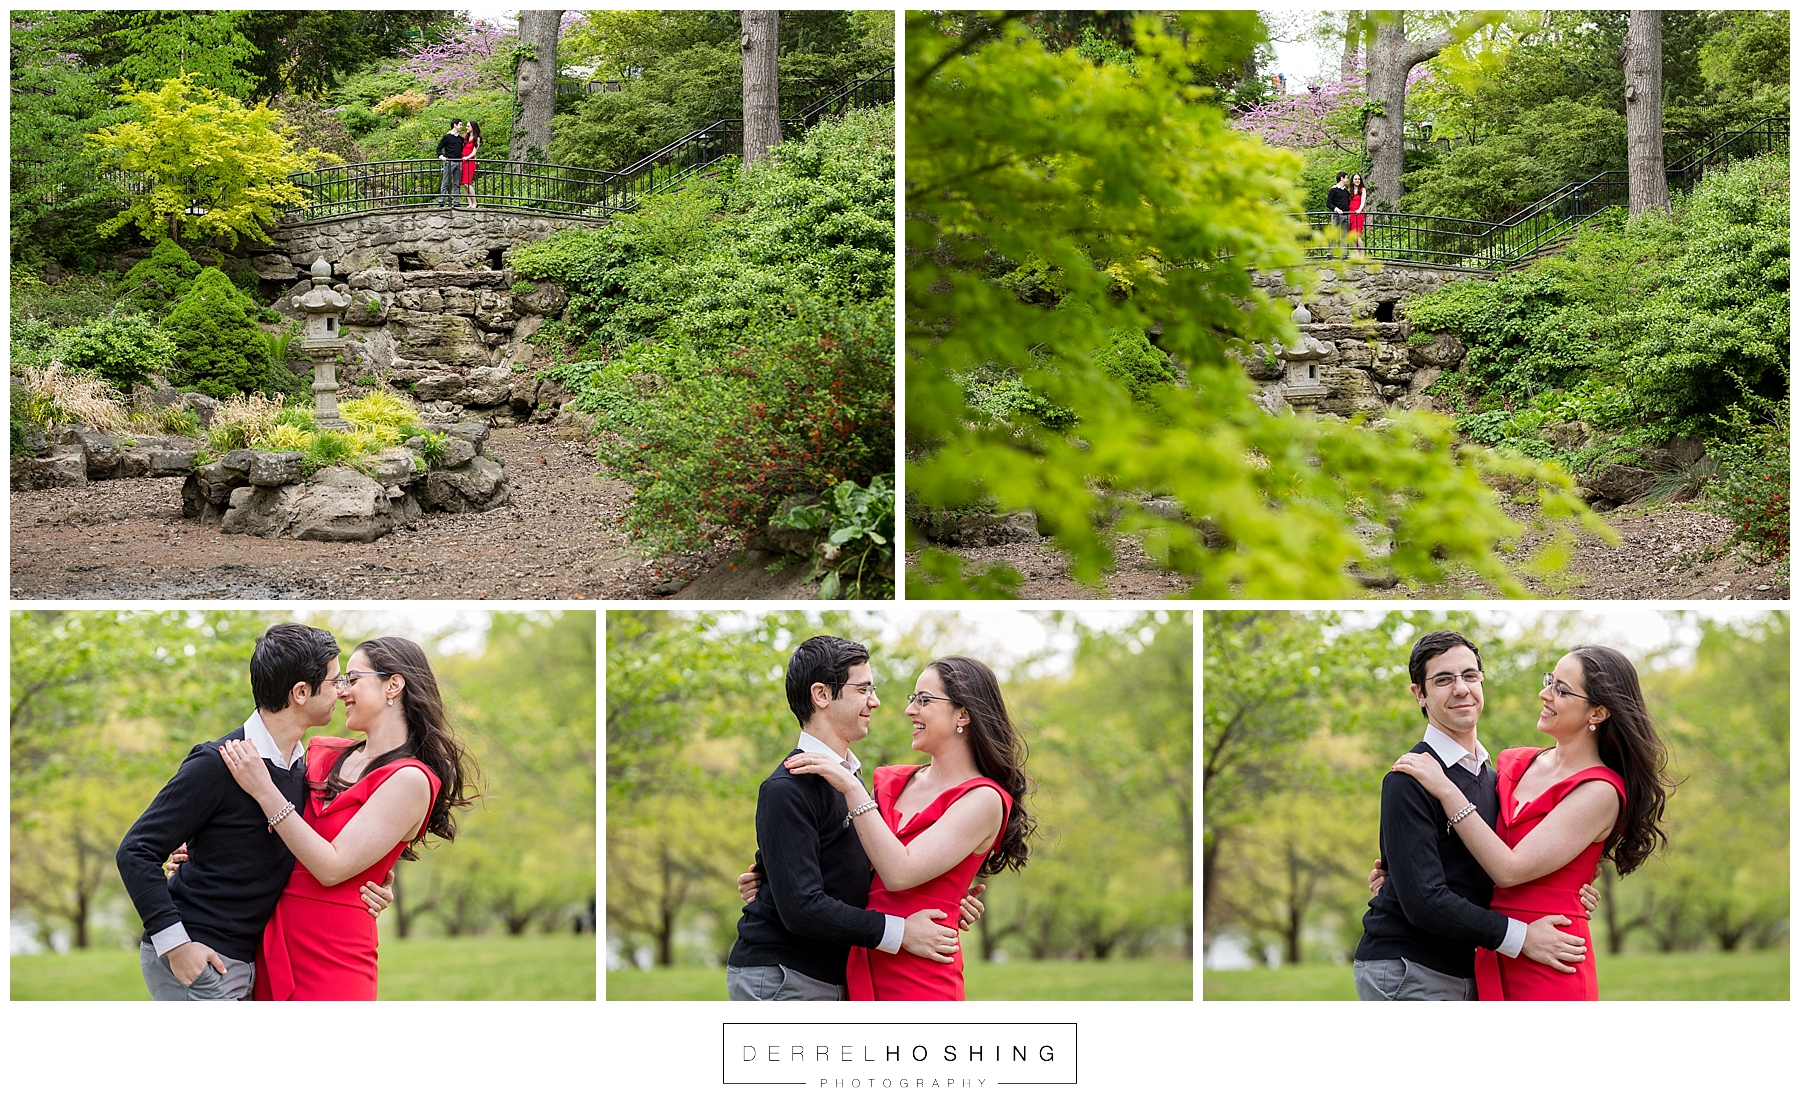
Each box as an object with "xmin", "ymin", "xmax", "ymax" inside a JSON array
[
  {"xmin": 15, "ymin": 363, "xmax": 131, "ymax": 433},
  {"xmin": 339, "ymin": 390, "xmax": 425, "ymax": 446},
  {"xmin": 205, "ymin": 392, "xmax": 287, "ymax": 453}
]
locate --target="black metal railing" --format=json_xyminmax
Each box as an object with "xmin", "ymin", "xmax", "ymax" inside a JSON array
[
  {"xmin": 284, "ymin": 157, "xmax": 618, "ymax": 221},
  {"xmin": 284, "ymin": 65, "xmax": 896, "ymax": 223},
  {"xmin": 1301, "ymin": 115, "xmax": 1785, "ymax": 271}
]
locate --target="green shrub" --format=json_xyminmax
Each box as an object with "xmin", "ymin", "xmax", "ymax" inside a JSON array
[
  {"xmin": 120, "ymin": 239, "xmax": 202, "ymax": 314},
  {"xmin": 589, "ymin": 300, "xmax": 894, "ymax": 555},
  {"xmin": 1402, "ymin": 99, "xmax": 1627, "ymax": 222},
  {"xmin": 771, "ymin": 474, "xmax": 896, "ymax": 599},
  {"xmin": 1710, "ymin": 406, "xmax": 1789, "ymax": 562},
  {"xmin": 49, "ymin": 312, "xmax": 179, "ymax": 390},
  {"xmin": 162, "ymin": 268, "xmax": 292, "ymax": 399},
  {"xmin": 302, "ymin": 429, "xmax": 359, "ymax": 472}
]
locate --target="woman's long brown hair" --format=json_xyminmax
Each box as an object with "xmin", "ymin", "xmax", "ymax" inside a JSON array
[
  {"xmin": 928, "ymin": 656, "xmax": 1035, "ymax": 877},
  {"xmin": 1571, "ymin": 645, "xmax": 1676, "ymax": 876},
  {"xmin": 322, "ymin": 637, "xmax": 477, "ymax": 859}
]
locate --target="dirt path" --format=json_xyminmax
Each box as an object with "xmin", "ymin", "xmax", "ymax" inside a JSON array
[
  {"xmin": 10, "ymin": 425, "xmax": 731, "ymax": 600},
  {"xmin": 907, "ymin": 504, "xmax": 1788, "ymax": 601}
]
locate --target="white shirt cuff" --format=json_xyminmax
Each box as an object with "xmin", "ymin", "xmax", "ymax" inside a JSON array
[
  {"xmin": 877, "ymin": 914, "xmax": 904, "ymax": 954},
  {"xmin": 149, "ymin": 921, "xmax": 192, "ymax": 957},
  {"xmin": 1497, "ymin": 917, "xmax": 1526, "ymax": 959}
]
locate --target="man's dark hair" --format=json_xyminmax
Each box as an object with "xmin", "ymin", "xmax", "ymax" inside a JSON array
[
  {"xmin": 1408, "ymin": 630, "xmax": 1483, "ymax": 718},
  {"xmin": 785, "ymin": 636, "xmax": 870, "ymax": 727},
  {"xmin": 251, "ymin": 624, "xmax": 339, "ymax": 713},
  {"xmin": 449, "ymin": 118, "xmax": 462, "ymax": 129},
  {"xmin": 1335, "ymin": 171, "xmax": 1348, "ymax": 182}
]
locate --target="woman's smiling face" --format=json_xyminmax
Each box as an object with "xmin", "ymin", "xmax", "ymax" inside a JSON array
[
  {"xmin": 904, "ymin": 666, "xmax": 963, "ymax": 753},
  {"xmin": 339, "ymin": 649, "xmax": 384, "ymax": 733}
]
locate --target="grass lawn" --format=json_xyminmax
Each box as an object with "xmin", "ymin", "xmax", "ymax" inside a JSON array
[
  {"xmin": 606, "ymin": 957, "xmax": 1194, "ymax": 1000},
  {"xmin": 10, "ymin": 934, "xmax": 596, "ymax": 1000},
  {"xmin": 1204, "ymin": 949, "xmax": 1789, "ymax": 1001}
]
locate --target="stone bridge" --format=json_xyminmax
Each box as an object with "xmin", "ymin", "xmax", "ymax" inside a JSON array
[{"xmin": 250, "ymin": 208, "xmax": 597, "ymax": 284}]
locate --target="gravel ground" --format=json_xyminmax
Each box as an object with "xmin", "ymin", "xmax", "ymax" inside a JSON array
[
  {"xmin": 905, "ymin": 504, "xmax": 1787, "ymax": 601},
  {"xmin": 10, "ymin": 424, "xmax": 733, "ymax": 600}
]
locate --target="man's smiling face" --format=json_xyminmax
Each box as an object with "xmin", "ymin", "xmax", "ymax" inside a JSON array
[
  {"xmin": 1411, "ymin": 644, "xmax": 1484, "ymax": 736},
  {"xmin": 814, "ymin": 662, "xmax": 878, "ymax": 745}
]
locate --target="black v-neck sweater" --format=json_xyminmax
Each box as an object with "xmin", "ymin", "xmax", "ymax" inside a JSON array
[
  {"xmin": 728, "ymin": 749, "xmax": 887, "ymax": 986},
  {"xmin": 116, "ymin": 729, "xmax": 311, "ymax": 963},
  {"xmin": 1355, "ymin": 740, "xmax": 1511, "ymax": 978}
]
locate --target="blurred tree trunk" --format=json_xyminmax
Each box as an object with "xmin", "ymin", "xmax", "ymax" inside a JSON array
[
  {"xmin": 1341, "ymin": 10, "xmax": 1363, "ymax": 72},
  {"xmin": 512, "ymin": 9, "xmax": 561, "ymax": 162},
  {"xmin": 1623, "ymin": 10, "xmax": 1670, "ymax": 216},
  {"xmin": 741, "ymin": 10, "xmax": 781, "ymax": 164}
]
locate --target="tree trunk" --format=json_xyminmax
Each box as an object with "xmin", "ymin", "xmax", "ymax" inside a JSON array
[
  {"xmin": 1341, "ymin": 11, "xmax": 1362, "ymax": 73},
  {"xmin": 1362, "ymin": 12, "xmax": 1455, "ymax": 212},
  {"xmin": 1623, "ymin": 10, "xmax": 1670, "ymax": 216},
  {"xmin": 741, "ymin": 10, "xmax": 781, "ymax": 165},
  {"xmin": 512, "ymin": 10, "xmax": 561, "ymax": 163}
]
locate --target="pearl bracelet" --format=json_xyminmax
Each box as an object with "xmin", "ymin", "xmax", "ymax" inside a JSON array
[
  {"xmin": 1445, "ymin": 803, "xmax": 1478, "ymax": 831},
  {"xmin": 843, "ymin": 800, "xmax": 878, "ymax": 827},
  {"xmin": 266, "ymin": 801, "xmax": 296, "ymax": 832}
]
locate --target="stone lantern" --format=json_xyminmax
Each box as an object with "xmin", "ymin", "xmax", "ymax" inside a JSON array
[{"xmin": 298, "ymin": 257, "xmax": 352, "ymax": 430}]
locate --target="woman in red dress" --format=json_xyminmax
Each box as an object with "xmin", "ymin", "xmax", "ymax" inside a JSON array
[
  {"xmin": 219, "ymin": 637, "xmax": 474, "ymax": 1000},
  {"xmin": 785, "ymin": 656, "xmax": 1034, "ymax": 1000},
  {"xmin": 1391, "ymin": 646, "xmax": 1674, "ymax": 1000},
  {"xmin": 460, "ymin": 121, "xmax": 482, "ymax": 210},
  {"xmin": 1348, "ymin": 173, "xmax": 1368, "ymax": 256}
]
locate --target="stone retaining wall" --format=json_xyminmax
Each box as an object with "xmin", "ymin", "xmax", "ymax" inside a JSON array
[{"xmin": 255, "ymin": 209, "xmax": 596, "ymax": 279}]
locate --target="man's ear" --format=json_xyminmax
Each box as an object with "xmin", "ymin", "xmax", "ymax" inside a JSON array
[
  {"xmin": 810, "ymin": 681, "xmax": 832, "ymax": 712},
  {"xmin": 288, "ymin": 679, "xmax": 313, "ymax": 710},
  {"xmin": 1409, "ymin": 683, "xmax": 1427, "ymax": 708}
]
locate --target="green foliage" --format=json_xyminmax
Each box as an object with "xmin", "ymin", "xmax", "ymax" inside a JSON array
[
  {"xmin": 48, "ymin": 312, "xmax": 177, "ymax": 390},
  {"xmin": 771, "ymin": 475, "xmax": 896, "ymax": 599},
  {"xmin": 517, "ymin": 109, "xmax": 896, "ymax": 556},
  {"xmin": 1412, "ymin": 153, "xmax": 1789, "ymax": 442},
  {"xmin": 351, "ymin": 88, "xmax": 512, "ymax": 163},
  {"xmin": 339, "ymin": 390, "xmax": 425, "ymax": 444},
  {"xmin": 10, "ymin": 12, "xmax": 124, "ymax": 269},
  {"xmin": 100, "ymin": 11, "xmax": 260, "ymax": 100},
  {"xmin": 571, "ymin": 300, "xmax": 894, "ymax": 556},
  {"xmin": 552, "ymin": 10, "xmax": 890, "ymax": 171},
  {"xmin": 1710, "ymin": 407, "xmax": 1789, "ymax": 563},
  {"xmin": 1402, "ymin": 98, "xmax": 1625, "ymax": 221},
  {"xmin": 161, "ymin": 267, "xmax": 290, "ymax": 398},
  {"xmin": 906, "ymin": 11, "xmax": 1599, "ymax": 598},
  {"xmin": 88, "ymin": 75, "xmax": 331, "ymax": 247},
  {"xmin": 120, "ymin": 239, "xmax": 203, "ymax": 314},
  {"xmin": 301, "ymin": 429, "xmax": 358, "ymax": 472}
]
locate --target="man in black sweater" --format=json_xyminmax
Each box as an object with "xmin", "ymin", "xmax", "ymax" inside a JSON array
[
  {"xmin": 1353, "ymin": 630, "xmax": 1590, "ymax": 1000},
  {"xmin": 116, "ymin": 624, "xmax": 386, "ymax": 1000},
  {"xmin": 726, "ymin": 636, "xmax": 962, "ymax": 1000},
  {"xmin": 436, "ymin": 119, "xmax": 465, "ymax": 207}
]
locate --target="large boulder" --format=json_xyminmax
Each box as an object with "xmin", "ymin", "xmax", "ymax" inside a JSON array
[
  {"xmin": 220, "ymin": 483, "xmax": 305, "ymax": 538},
  {"xmin": 420, "ymin": 454, "xmax": 510, "ymax": 513},
  {"xmin": 1588, "ymin": 463, "xmax": 1655, "ymax": 505},
  {"xmin": 248, "ymin": 451, "xmax": 306, "ymax": 487},
  {"xmin": 387, "ymin": 308, "xmax": 492, "ymax": 364},
  {"xmin": 915, "ymin": 507, "xmax": 1040, "ymax": 548},
  {"xmin": 73, "ymin": 429, "xmax": 120, "ymax": 478},
  {"xmin": 11, "ymin": 447, "xmax": 89, "ymax": 490},
  {"xmin": 457, "ymin": 365, "xmax": 514, "ymax": 407},
  {"xmin": 287, "ymin": 467, "xmax": 404, "ymax": 541}
]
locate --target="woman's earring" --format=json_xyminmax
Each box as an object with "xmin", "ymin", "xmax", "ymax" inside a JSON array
[
  {"xmin": 387, "ymin": 697, "xmax": 394, "ymax": 706},
  {"xmin": 1588, "ymin": 723, "xmax": 1596, "ymax": 731},
  {"xmin": 956, "ymin": 725, "xmax": 964, "ymax": 734}
]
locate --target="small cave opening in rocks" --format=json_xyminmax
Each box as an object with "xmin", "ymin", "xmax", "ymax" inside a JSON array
[
  {"xmin": 1374, "ymin": 299, "xmax": 1398, "ymax": 323},
  {"xmin": 487, "ymin": 247, "xmax": 506, "ymax": 270},
  {"xmin": 397, "ymin": 253, "xmax": 428, "ymax": 272}
]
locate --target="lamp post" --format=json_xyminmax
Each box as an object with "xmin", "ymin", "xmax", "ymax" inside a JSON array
[{"xmin": 297, "ymin": 257, "xmax": 352, "ymax": 431}]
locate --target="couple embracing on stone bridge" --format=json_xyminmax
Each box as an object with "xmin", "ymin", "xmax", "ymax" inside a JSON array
[{"xmin": 436, "ymin": 119, "xmax": 484, "ymax": 210}]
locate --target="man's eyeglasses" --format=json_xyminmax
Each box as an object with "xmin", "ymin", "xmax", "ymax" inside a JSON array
[
  {"xmin": 1425, "ymin": 669, "xmax": 1484, "ymax": 689},
  {"xmin": 906, "ymin": 692, "xmax": 954, "ymax": 708},
  {"xmin": 331, "ymin": 669, "xmax": 392, "ymax": 690},
  {"xmin": 840, "ymin": 682, "xmax": 876, "ymax": 700},
  {"xmin": 1542, "ymin": 673, "xmax": 1592, "ymax": 701}
]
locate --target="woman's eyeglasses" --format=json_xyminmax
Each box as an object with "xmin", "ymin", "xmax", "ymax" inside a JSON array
[
  {"xmin": 331, "ymin": 669, "xmax": 392, "ymax": 690},
  {"xmin": 1542, "ymin": 673, "xmax": 1592, "ymax": 701},
  {"xmin": 906, "ymin": 692, "xmax": 954, "ymax": 708}
]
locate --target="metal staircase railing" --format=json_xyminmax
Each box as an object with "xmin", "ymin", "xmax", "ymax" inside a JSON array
[
  {"xmin": 1298, "ymin": 114, "xmax": 1786, "ymax": 272},
  {"xmin": 283, "ymin": 65, "xmax": 895, "ymax": 223}
]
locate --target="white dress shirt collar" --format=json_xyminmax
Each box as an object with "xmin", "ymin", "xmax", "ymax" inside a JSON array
[
  {"xmin": 1422, "ymin": 723, "xmax": 1486, "ymax": 775},
  {"xmin": 243, "ymin": 709, "xmax": 306, "ymax": 771},
  {"xmin": 797, "ymin": 731, "xmax": 861, "ymax": 777}
]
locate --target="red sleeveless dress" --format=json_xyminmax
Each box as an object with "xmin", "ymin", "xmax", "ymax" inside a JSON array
[
  {"xmin": 1474, "ymin": 747, "xmax": 1624, "ymax": 1001},
  {"xmin": 254, "ymin": 742, "xmax": 440, "ymax": 1001},
  {"xmin": 847, "ymin": 764, "xmax": 1011, "ymax": 1001}
]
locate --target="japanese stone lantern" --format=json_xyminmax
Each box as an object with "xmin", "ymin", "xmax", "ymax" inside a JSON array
[{"xmin": 298, "ymin": 256, "xmax": 353, "ymax": 430}]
